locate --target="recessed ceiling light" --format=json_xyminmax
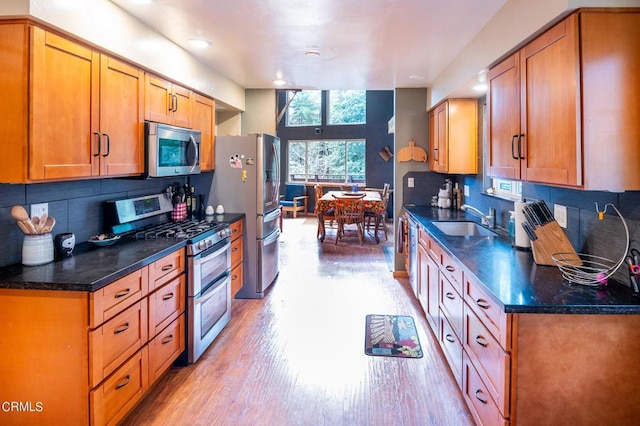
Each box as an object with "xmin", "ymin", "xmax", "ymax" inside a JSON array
[
  {"xmin": 409, "ymin": 74, "xmax": 426, "ymax": 81},
  {"xmin": 187, "ymin": 39, "xmax": 211, "ymax": 49},
  {"xmin": 273, "ymin": 79, "xmax": 286, "ymax": 86},
  {"xmin": 473, "ymin": 84, "xmax": 488, "ymax": 92}
]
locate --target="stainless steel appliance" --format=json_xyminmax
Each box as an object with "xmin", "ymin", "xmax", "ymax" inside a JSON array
[
  {"xmin": 106, "ymin": 193, "xmax": 232, "ymax": 363},
  {"xmin": 145, "ymin": 121, "xmax": 201, "ymax": 178},
  {"xmin": 211, "ymin": 133, "xmax": 281, "ymax": 299}
]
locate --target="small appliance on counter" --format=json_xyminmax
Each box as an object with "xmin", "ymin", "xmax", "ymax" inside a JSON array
[{"xmin": 54, "ymin": 233, "xmax": 76, "ymax": 257}]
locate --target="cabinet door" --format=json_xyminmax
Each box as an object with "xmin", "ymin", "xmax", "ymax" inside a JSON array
[
  {"xmin": 521, "ymin": 15, "xmax": 580, "ymax": 186},
  {"xmin": 432, "ymin": 102, "xmax": 448, "ymax": 172},
  {"xmin": 194, "ymin": 94, "xmax": 216, "ymax": 171},
  {"xmin": 487, "ymin": 52, "xmax": 521, "ymax": 180},
  {"xmin": 172, "ymin": 84, "xmax": 193, "ymax": 128},
  {"xmin": 418, "ymin": 242, "xmax": 439, "ymax": 332},
  {"xmin": 99, "ymin": 55, "xmax": 144, "ymax": 176},
  {"xmin": 145, "ymin": 73, "xmax": 172, "ymax": 124},
  {"xmin": 30, "ymin": 26, "xmax": 99, "ymax": 180},
  {"xmin": 428, "ymin": 109, "xmax": 436, "ymax": 171}
]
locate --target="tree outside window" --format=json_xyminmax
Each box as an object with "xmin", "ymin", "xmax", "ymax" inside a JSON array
[
  {"xmin": 286, "ymin": 90, "xmax": 321, "ymax": 127},
  {"xmin": 288, "ymin": 140, "xmax": 366, "ymax": 183},
  {"xmin": 328, "ymin": 90, "xmax": 366, "ymax": 125}
]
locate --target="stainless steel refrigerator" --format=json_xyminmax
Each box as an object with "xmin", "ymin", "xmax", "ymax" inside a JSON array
[{"xmin": 210, "ymin": 133, "xmax": 281, "ymax": 298}]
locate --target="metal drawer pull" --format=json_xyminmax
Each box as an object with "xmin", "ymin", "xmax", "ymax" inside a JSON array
[
  {"xmin": 232, "ymin": 247, "xmax": 239, "ymax": 252},
  {"xmin": 114, "ymin": 288, "xmax": 130, "ymax": 299},
  {"xmin": 476, "ymin": 299, "xmax": 490, "ymax": 309},
  {"xmin": 445, "ymin": 292, "xmax": 456, "ymax": 300},
  {"xmin": 162, "ymin": 292, "xmax": 174, "ymax": 301},
  {"xmin": 445, "ymin": 265, "xmax": 455, "ymax": 272},
  {"xmin": 475, "ymin": 389, "xmax": 488, "ymax": 404},
  {"xmin": 115, "ymin": 374, "xmax": 131, "ymax": 390},
  {"xmin": 114, "ymin": 322, "xmax": 130, "ymax": 335},
  {"xmin": 161, "ymin": 264, "xmax": 173, "ymax": 271},
  {"xmin": 475, "ymin": 335, "xmax": 489, "ymax": 347},
  {"xmin": 445, "ymin": 334, "xmax": 455, "ymax": 343},
  {"xmin": 161, "ymin": 334, "xmax": 174, "ymax": 345},
  {"xmin": 232, "ymin": 274, "xmax": 238, "ymax": 280}
]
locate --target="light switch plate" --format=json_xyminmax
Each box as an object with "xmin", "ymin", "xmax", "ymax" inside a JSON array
[
  {"xmin": 464, "ymin": 185, "xmax": 470, "ymax": 197},
  {"xmin": 554, "ymin": 204, "xmax": 567, "ymax": 228},
  {"xmin": 408, "ymin": 177, "xmax": 414, "ymax": 188},
  {"xmin": 31, "ymin": 203, "xmax": 48, "ymax": 219}
]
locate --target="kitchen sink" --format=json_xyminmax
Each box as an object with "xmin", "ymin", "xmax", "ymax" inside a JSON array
[{"xmin": 432, "ymin": 221, "xmax": 498, "ymax": 237}]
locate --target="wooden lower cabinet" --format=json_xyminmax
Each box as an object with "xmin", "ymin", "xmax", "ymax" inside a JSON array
[
  {"xmin": 230, "ymin": 218, "xmax": 244, "ymax": 297},
  {"xmin": 0, "ymin": 248, "xmax": 186, "ymax": 425}
]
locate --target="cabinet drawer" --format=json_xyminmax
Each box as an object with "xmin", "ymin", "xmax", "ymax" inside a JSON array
[
  {"xmin": 90, "ymin": 346, "xmax": 147, "ymax": 426},
  {"xmin": 90, "ymin": 268, "xmax": 148, "ymax": 328},
  {"xmin": 148, "ymin": 249, "xmax": 185, "ymax": 291},
  {"xmin": 420, "ymin": 228, "xmax": 442, "ymax": 262},
  {"xmin": 463, "ymin": 353, "xmax": 509, "ymax": 426},
  {"xmin": 149, "ymin": 314, "xmax": 185, "ymax": 384},
  {"xmin": 230, "ymin": 219, "xmax": 243, "ymax": 241},
  {"xmin": 89, "ymin": 301, "xmax": 148, "ymax": 388},
  {"xmin": 464, "ymin": 305, "xmax": 510, "ymax": 417},
  {"xmin": 231, "ymin": 264, "xmax": 243, "ymax": 297},
  {"xmin": 464, "ymin": 275, "xmax": 511, "ymax": 349},
  {"xmin": 148, "ymin": 274, "xmax": 185, "ymax": 338},
  {"xmin": 439, "ymin": 312, "xmax": 463, "ymax": 388},
  {"xmin": 440, "ymin": 249, "xmax": 463, "ymax": 294},
  {"xmin": 230, "ymin": 236, "xmax": 243, "ymax": 269},
  {"xmin": 440, "ymin": 274, "xmax": 463, "ymax": 340}
]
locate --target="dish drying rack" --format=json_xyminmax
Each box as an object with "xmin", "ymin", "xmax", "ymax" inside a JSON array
[{"xmin": 552, "ymin": 203, "xmax": 629, "ymax": 287}]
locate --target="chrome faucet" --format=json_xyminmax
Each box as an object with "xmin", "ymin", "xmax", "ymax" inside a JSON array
[{"xmin": 461, "ymin": 204, "xmax": 496, "ymax": 229}]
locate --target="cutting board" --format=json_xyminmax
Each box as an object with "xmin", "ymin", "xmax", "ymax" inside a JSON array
[{"xmin": 397, "ymin": 141, "xmax": 427, "ymax": 163}]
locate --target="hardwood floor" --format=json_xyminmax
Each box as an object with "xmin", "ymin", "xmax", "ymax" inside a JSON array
[{"xmin": 122, "ymin": 216, "xmax": 473, "ymax": 426}]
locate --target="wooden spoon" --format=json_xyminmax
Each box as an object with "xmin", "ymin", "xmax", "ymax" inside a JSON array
[
  {"xmin": 16, "ymin": 221, "xmax": 30, "ymax": 234},
  {"xmin": 11, "ymin": 205, "xmax": 36, "ymax": 233},
  {"xmin": 38, "ymin": 213, "xmax": 48, "ymax": 233},
  {"xmin": 41, "ymin": 216, "xmax": 55, "ymax": 233}
]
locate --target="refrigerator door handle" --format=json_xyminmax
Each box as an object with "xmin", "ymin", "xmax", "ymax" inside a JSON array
[
  {"xmin": 264, "ymin": 207, "xmax": 281, "ymax": 223},
  {"xmin": 272, "ymin": 142, "xmax": 280, "ymax": 205},
  {"xmin": 262, "ymin": 228, "xmax": 280, "ymax": 246}
]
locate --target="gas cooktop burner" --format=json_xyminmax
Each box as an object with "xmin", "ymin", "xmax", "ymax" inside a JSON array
[{"xmin": 133, "ymin": 219, "xmax": 222, "ymax": 241}]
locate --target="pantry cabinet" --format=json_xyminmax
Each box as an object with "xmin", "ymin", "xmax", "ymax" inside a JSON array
[
  {"xmin": 193, "ymin": 94, "xmax": 216, "ymax": 171},
  {"xmin": 487, "ymin": 10, "xmax": 640, "ymax": 190},
  {"xmin": 428, "ymin": 99, "xmax": 477, "ymax": 174},
  {"xmin": 0, "ymin": 22, "xmax": 144, "ymax": 183},
  {"xmin": 0, "ymin": 248, "xmax": 186, "ymax": 425},
  {"xmin": 145, "ymin": 73, "xmax": 193, "ymax": 128}
]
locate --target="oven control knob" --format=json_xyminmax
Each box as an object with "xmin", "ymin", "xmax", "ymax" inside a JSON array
[
  {"xmin": 219, "ymin": 229, "xmax": 229, "ymax": 239},
  {"xmin": 198, "ymin": 240, "xmax": 207, "ymax": 250}
]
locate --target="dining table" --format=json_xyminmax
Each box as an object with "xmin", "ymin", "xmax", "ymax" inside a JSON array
[{"xmin": 315, "ymin": 190, "xmax": 386, "ymax": 243}]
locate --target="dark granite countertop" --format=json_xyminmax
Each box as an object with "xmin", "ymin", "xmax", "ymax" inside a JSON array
[
  {"xmin": 0, "ymin": 213, "xmax": 245, "ymax": 293},
  {"xmin": 404, "ymin": 205, "xmax": 640, "ymax": 315}
]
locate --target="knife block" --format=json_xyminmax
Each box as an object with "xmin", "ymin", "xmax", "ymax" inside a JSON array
[{"xmin": 531, "ymin": 221, "xmax": 580, "ymax": 266}]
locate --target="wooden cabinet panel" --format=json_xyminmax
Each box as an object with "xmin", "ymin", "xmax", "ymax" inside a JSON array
[
  {"xmin": 148, "ymin": 249, "xmax": 185, "ymax": 292},
  {"xmin": 89, "ymin": 301, "xmax": 148, "ymax": 388},
  {"xmin": 149, "ymin": 314, "xmax": 185, "ymax": 384},
  {"xmin": 30, "ymin": 26, "xmax": 99, "ymax": 180},
  {"xmin": 230, "ymin": 219, "xmax": 243, "ymax": 240},
  {"xmin": 90, "ymin": 268, "xmax": 148, "ymax": 328},
  {"xmin": 439, "ymin": 312, "xmax": 463, "ymax": 388},
  {"xmin": 441, "ymin": 249, "xmax": 463, "ymax": 295},
  {"xmin": 231, "ymin": 263, "xmax": 243, "ymax": 297},
  {"xmin": 229, "ymin": 218, "xmax": 244, "ymax": 298},
  {"xmin": 440, "ymin": 274, "xmax": 463, "ymax": 340},
  {"xmin": 90, "ymin": 347, "xmax": 148, "ymax": 426},
  {"xmin": 194, "ymin": 93, "xmax": 216, "ymax": 171},
  {"xmin": 144, "ymin": 73, "xmax": 193, "ymax": 127},
  {"xmin": 231, "ymin": 236, "xmax": 243, "ymax": 269},
  {"xmin": 464, "ymin": 275, "xmax": 511, "ymax": 350},
  {"xmin": 462, "ymin": 353, "xmax": 509, "ymax": 426},
  {"xmin": 99, "ymin": 55, "xmax": 145, "ymax": 176},
  {"xmin": 428, "ymin": 99, "xmax": 477, "ymax": 174},
  {"xmin": 148, "ymin": 274, "xmax": 185, "ymax": 338},
  {"xmin": 464, "ymin": 305, "xmax": 510, "ymax": 417}
]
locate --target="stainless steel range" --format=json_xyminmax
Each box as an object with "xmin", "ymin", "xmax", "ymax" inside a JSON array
[{"xmin": 106, "ymin": 193, "xmax": 232, "ymax": 363}]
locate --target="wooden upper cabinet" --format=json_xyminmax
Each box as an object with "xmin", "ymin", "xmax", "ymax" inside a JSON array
[
  {"xmin": 489, "ymin": 15, "xmax": 580, "ymax": 186},
  {"xmin": 428, "ymin": 99, "xmax": 477, "ymax": 174},
  {"xmin": 193, "ymin": 94, "xmax": 216, "ymax": 171},
  {"xmin": 0, "ymin": 23, "xmax": 144, "ymax": 183},
  {"xmin": 488, "ymin": 10, "xmax": 640, "ymax": 190},
  {"xmin": 98, "ymin": 56, "xmax": 145, "ymax": 176},
  {"xmin": 145, "ymin": 73, "xmax": 193, "ymax": 128}
]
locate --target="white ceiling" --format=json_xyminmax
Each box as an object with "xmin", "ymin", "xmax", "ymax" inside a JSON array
[{"xmin": 109, "ymin": 0, "xmax": 508, "ymax": 92}]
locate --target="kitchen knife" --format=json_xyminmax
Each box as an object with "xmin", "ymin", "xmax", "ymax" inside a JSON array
[
  {"xmin": 521, "ymin": 222, "xmax": 538, "ymax": 241},
  {"xmin": 539, "ymin": 201, "xmax": 555, "ymax": 224}
]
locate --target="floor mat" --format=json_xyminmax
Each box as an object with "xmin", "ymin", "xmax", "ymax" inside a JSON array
[{"xmin": 364, "ymin": 314, "xmax": 423, "ymax": 358}]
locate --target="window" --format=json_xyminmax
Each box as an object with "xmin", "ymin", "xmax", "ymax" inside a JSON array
[
  {"xmin": 286, "ymin": 90, "xmax": 321, "ymax": 127},
  {"xmin": 328, "ymin": 90, "xmax": 366, "ymax": 125},
  {"xmin": 487, "ymin": 178, "xmax": 522, "ymax": 200},
  {"xmin": 288, "ymin": 139, "xmax": 366, "ymax": 183}
]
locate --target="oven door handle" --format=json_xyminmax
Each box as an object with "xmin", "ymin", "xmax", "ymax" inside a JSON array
[
  {"xmin": 195, "ymin": 273, "xmax": 230, "ymax": 304},
  {"xmin": 194, "ymin": 239, "xmax": 231, "ymax": 262}
]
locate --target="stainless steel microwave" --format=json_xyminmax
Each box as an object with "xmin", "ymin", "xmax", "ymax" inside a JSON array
[{"xmin": 145, "ymin": 121, "xmax": 201, "ymax": 178}]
